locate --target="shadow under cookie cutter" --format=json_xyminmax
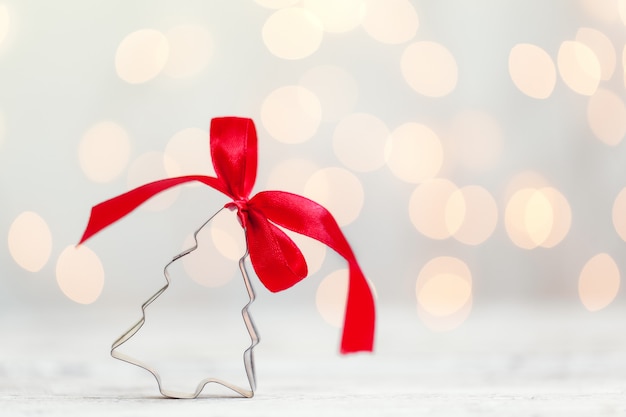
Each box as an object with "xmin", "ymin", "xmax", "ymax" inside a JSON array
[{"xmin": 110, "ymin": 208, "xmax": 259, "ymax": 398}]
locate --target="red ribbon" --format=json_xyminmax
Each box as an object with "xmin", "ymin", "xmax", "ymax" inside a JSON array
[{"xmin": 79, "ymin": 116, "xmax": 375, "ymax": 353}]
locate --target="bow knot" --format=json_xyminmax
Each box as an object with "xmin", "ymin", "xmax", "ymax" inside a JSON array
[
  {"xmin": 225, "ymin": 199, "xmax": 250, "ymax": 229},
  {"xmin": 79, "ymin": 116, "xmax": 375, "ymax": 354}
]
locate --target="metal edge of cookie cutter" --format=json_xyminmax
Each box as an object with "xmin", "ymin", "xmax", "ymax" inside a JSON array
[{"xmin": 110, "ymin": 207, "xmax": 260, "ymax": 399}]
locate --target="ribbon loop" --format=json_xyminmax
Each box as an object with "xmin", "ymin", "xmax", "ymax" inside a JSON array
[{"xmin": 210, "ymin": 117, "xmax": 257, "ymax": 200}]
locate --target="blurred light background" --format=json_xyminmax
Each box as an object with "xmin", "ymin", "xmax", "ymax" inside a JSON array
[{"xmin": 1, "ymin": 0, "xmax": 626, "ymax": 340}]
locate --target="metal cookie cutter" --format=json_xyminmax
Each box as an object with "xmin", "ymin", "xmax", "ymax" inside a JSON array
[{"xmin": 110, "ymin": 208, "xmax": 259, "ymax": 398}]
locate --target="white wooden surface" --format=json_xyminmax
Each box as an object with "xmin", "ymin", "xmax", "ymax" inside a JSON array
[{"xmin": 2, "ymin": 304, "xmax": 625, "ymax": 416}]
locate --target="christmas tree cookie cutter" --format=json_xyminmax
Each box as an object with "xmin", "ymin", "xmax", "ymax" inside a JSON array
[
  {"xmin": 78, "ymin": 117, "xmax": 375, "ymax": 398},
  {"xmin": 109, "ymin": 208, "xmax": 259, "ymax": 398}
]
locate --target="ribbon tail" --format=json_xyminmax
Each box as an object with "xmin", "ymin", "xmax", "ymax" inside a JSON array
[
  {"xmin": 341, "ymin": 261, "xmax": 375, "ymax": 353},
  {"xmin": 79, "ymin": 175, "xmax": 227, "ymax": 244}
]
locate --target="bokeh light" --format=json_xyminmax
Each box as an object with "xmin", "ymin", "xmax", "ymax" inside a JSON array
[
  {"xmin": 163, "ymin": 25, "xmax": 212, "ymax": 79},
  {"xmin": 127, "ymin": 152, "xmax": 180, "ymax": 211},
  {"xmin": 575, "ymin": 28, "xmax": 615, "ymax": 80},
  {"xmin": 386, "ymin": 122, "xmax": 443, "ymax": 183},
  {"xmin": 304, "ymin": 167, "xmax": 364, "ymax": 226},
  {"xmin": 333, "ymin": 113, "xmax": 389, "ymax": 172},
  {"xmin": 0, "ymin": 4, "xmax": 9, "ymax": 46},
  {"xmin": 210, "ymin": 209, "xmax": 246, "ymax": 261},
  {"xmin": 444, "ymin": 189, "xmax": 466, "ymax": 243},
  {"xmin": 8, "ymin": 211, "xmax": 52, "ymax": 273},
  {"xmin": 180, "ymin": 231, "xmax": 235, "ymax": 288},
  {"xmin": 261, "ymin": 85, "xmax": 322, "ymax": 143},
  {"xmin": 164, "ymin": 127, "xmax": 215, "ymax": 180},
  {"xmin": 254, "ymin": 0, "xmax": 299, "ymax": 9},
  {"xmin": 56, "ymin": 245, "xmax": 104, "ymax": 304},
  {"xmin": 416, "ymin": 256, "xmax": 472, "ymax": 331},
  {"xmin": 409, "ymin": 178, "xmax": 459, "ymax": 239},
  {"xmin": 505, "ymin": 188, "xmax": 548, "ymax": 249},
  {"xmin": 301, "ymin": 0, "xmax": 364, "ymax": 33},
  {"xmin": 299, "ymin": 65, "xmax": 358, "ymax": 122},
  {"xmin": 361, "ymin": 0, "xmax": 418, "ymax": 44},
  {"xmin": 557, "ymin": 40, "xmax": 601, "ymax": 96},
  {"xmin": 538, "ymin": 187, "xmax": 572, "ymax": 248},
  {"xmin": 451, "ymin": 186, "xmax": 498, "ymax": 246},
  {"xmin": 316, "ymin": 269, "xmax": 348, "ymax": 328},
  {"xmin": 580, "ymin": 0, "xmax": 621, "ymax": 22},
  {"xmin": 586, "ymin": 88, "xmax": 626, "ymax": 146},
  {"xmin": 612, "ymin": 187, "xmax": 626, "ymax": 242},
  {"xmin": 79, "ymin": 121, "xmax": 131, "ymax": 183},
  {"xmin": 505, "ymin": 186, "xmax": 571, "ymax": 249},
  {"xmin": 401, "ymin": 41, "xmax": 458, "ymax": 97},
  {"xmin": 115, "ymin": 29, "xmax": 169, "ymax": 84},
  {"xmin": 524, "ymin": 190, "xmax": 553, "ymax": 246},
  {"xmin": 266, "ymin": 158, "xmax": 319, "ymax": 193},
  {"xmin": 508, "ymin": 43, "xmax": 556, "ymax": 99},
  {"xmin": 447, "ymin": 110, "xmax": 503, "ymax": 171},
  {"xmin": 262, "ymin": 7, "xmax": 323, "ymax": 60},
  {"xmin": 418, "ymin": 274, "xmax": 471, "ymax": 317},
  {"xmin": 578, "ymin": 253, "xmax": 620, "ymax": 312}
]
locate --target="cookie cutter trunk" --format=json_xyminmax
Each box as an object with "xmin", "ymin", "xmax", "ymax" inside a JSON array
[{"xmin": 110, "ymin": 208, "xmax": 260, "ymax": 398}]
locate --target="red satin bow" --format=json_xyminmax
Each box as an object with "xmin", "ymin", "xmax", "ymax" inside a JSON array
[{"xmin": 79, "ymin": 116, "xmax": 375, "ymax": 353}]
